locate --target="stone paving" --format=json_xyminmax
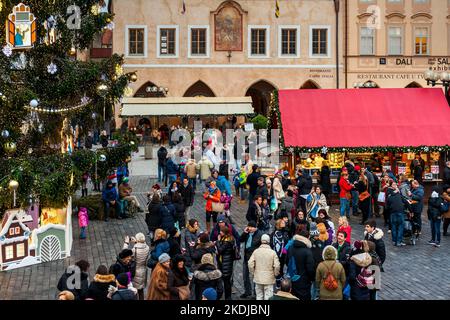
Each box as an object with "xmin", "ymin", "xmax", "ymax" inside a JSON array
[{"xmin": 0, "ymin": 162, "xmax": 449, "ymax": 300}]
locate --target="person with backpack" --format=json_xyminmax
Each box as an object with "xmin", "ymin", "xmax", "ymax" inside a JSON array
[
  {"xmin": 286, "ymin": 229, "xmax": 315, "ymax": 300},
  {"xmin": 348, "ymin": 241, "xmax": 373, "ymax": 301},
  {"xmin": 248, "ymin": 234, "xmax": 280, "ymax": 300},
  {"xmin": 427, "ymin": 190, "xmax": 446, "ymax": 247},
  {"xmin": 216, "ymin": 226, "xmax": 237, "ymax": 300},
  {"xmin": 270, "ymin": 219, "xmax": 290, "ymax": 288},
  {"xmin": 315, "ymin": 245, "xmax": 346, "ymax": 300}
]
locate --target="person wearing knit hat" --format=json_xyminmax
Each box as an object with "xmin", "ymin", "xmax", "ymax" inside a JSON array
[
  {"xmin": 147, "ymin": 253, "xmax": 171, "ymax": 300},
  {"xmin": 202, "ymin": 288, "xmax": 218, "ymax": 300},
  {"xmin": 315, "ymin": 246, "xmax": 346, "ymax": 300},
  {"xmin": 193, "ymin": 253, "xmax": 224, "ymax": 300},
  {"xmin": 110, "ymin": 249, "xmax": 136, "ymax": 280},
  {"xmin": 110, "ymin": 273, "xmax": 138, "ymax": 300},
  {"xmin": 248, "ymin": 233, "xmax": 280, "ymax": 300},
  {"xmin": 158, "ymin": 253, "xmax": 171, "ymax": 264}
]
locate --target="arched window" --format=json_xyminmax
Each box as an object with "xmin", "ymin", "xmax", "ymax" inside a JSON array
[
  {"xmin": 183, "ymin": 80, "xmax": 216, "ymax": 97},
  {"xmin": 245, "ymin": 80, "xmax": 277, "ymax": 116},
  {"xmin": 300, "ymin": 80, "xmax": 321, "ymax": 89}
]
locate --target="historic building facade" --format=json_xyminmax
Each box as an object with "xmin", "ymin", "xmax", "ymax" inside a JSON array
[
  {"xmin": 345, "ymin": 0, "xmax": 450, "ymax": 88},
  {"xmin": 110, "ymin": 0, "xmax": 343, "ymax": 125}
]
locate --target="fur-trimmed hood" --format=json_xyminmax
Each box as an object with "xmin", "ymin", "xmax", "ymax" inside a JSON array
[
  {"xmin": 193, "ymin": 265, "xmax": 222, "ymax": 281},
  {"xmin": 93, "ymin": 274, "xmax": 116, "ymax": 283},
  {"xmin": 322, "ymin": 245, "xmax": 337, "ymax": 261},
  {"xmin": 350, "ymin": 252, "xmax": 372, "ymax": 268},
  {"xmin": 293, "ymin": 235, "xmax": 312, "ymax": 248},
  {"xmin": 364, "ymin": 228, "xmax": 384, "ymax": 240}
]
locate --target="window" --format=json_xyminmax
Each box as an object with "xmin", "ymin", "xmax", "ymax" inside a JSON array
[
  {"xmin": 188, "ymin": 26, "xmax": 209, "ymax": 58},
  {"xmin": 310, "ymin": 27, "xmax": 330, "ymax": 57},
  {"xmin": 360, "ymin": 27, "xmax": 375, "ymax": 55},
  {"xmin": 125, "ymin": 25, "xmax": 147, "ymax": 58},
  {"xmin": 16, "ymin": 243, "xmax": 25, "ymax": 258},
  {"xmin": 251, "ymin": 29, "xmax": 267, "ymax": 55},
  {"xmin": 5, "ymin": 245, "xmax": 13, "ymax": 260},
  {"xmin": 279, "ymin": 27, "xmax": 299, "ymax": 57},
  {"xmin": 415, "ymin": 27, "xmax": 429, "ymax": 55},
  {"xmin": 388, "ymin": 27, "xmax": 403, "ymax": 55},
  {"xmin": 9, "ymin": 228, "xmax": 14, "ymax": 236},
  {"xmin": 157, "ymin": 25, "xmax": 179, "ymax": 58},
  {"xmin": 15, "ymin": 227, "xmax": 20, "ymax": 235},
  {"xmin": 128, "ymin": 28, "xmax": 145, "ymax": 55}
]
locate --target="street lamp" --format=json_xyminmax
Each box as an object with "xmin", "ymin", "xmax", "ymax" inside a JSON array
[{"xmin": 424, "ymin": 69, "xmax": 450, "ymax": 105}]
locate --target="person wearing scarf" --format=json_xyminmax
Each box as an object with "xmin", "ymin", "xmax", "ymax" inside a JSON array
[{"xmin": 203, "ymin": 181, "xmax": 221, "ymax": 233}]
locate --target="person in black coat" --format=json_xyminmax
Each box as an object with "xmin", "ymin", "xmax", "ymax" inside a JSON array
[
  {"xmin": 332, "ymin": 231, "xmax": 352, "ymax": 275},
  {"xmin": 363, "ymin": 220, "xmax": 386, "ymax": 270},
  {"xmin": 57, "ymin": 260, "xmax": 90, "ymax": 300},
  {"xmin": 157, "ymin": 145, "xmax": 168, "ymax": 183},
  {"xmin": 110, "ymin": 249, "xmax": 137, "ymax": 280},
  {"xmin": 246, "ymin": 165, "xmax": 261, "ymax": 200},
  {"xmin": 146, "ymin": 193, "xmax": 162, "ymax": 239},
  {"xmin": 192, "ymin": 253, "xmax": 224, "ymax": 300},
  {"xmin": 239, "ymin": 221, "xmax": 263, "ymax": 298},
  {"xmin": 191, "ymin": 232, "xmax": 217, "ymax": 267},
  {"xmin": 281, "ymin": 171, "xmax": 291, "ymax": 191},
  {"xmin": 159, "ymin": 195, "xmax": 176, "ymax": 233},
  {"xmin": 168, "ymin": 227, "xmax": 182, "ymax": 257},
  {"xmin": 427, "ymin": 191, "xmax": 445, "ymax": 246},
  {"xmin": 386, "ymin": 185, "xmax": 408, "ymax": 246},
  {"xmin": 168, "ymin": 255, "xmax": 190, "ymax": 300},
  {"xmin": 179, "ymin": 178, "xmax": 194, "ymax": 208},
  {"xmin": 172, "ymin": 192, "xmax": 186, "ymax": 230},
  {"xmin": 412, "ymin": 160, "xmax": 423, "ymax": 185},
  {"xmin": 286, "ymin": 230, "xmax": 315, "ymax": 300},
  {"xmin": 255, "ymin": 177, "xmax": 269, "ymax": 201},
  {"xmin": 86, "ymin": 265, "xmax": 116, "ymax": 301},
  {"xmin": 246, "ymin": 195, "xmax": 263, "ymax": 225},
  {"xmin": 216, "ymin": 226, "xmax": 236, "ymax": 300},
  {"xmin": 319, "ymin": 164, "xmax": 332, "ymax": 205},
  {"xmin": 296, "ymin": 169, "xmax": 313, "ymax": 213}
]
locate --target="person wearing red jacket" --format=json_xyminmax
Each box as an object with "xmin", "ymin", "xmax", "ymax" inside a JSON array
[
  {"xmin": 203, "ymin": 180, "xmax": 222, "ymax": 233},
  {"xmin": 339, "ymin": 172, "xmax": 354, "ymax": 218}
]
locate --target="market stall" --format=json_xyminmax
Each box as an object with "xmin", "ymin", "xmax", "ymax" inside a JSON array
[{"xmin": 271, "ymin": 88, "xmax": 450, "ymax": 200}]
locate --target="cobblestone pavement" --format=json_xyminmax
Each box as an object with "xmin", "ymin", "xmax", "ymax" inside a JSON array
[{"xmin": 0, "ymin": 175, "xmax": 449, "ymax": 300}]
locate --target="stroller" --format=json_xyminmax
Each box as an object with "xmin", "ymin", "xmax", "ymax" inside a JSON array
[{"xmin": 403, "ymin": 212, "xmax": 418, "ymax": 245}]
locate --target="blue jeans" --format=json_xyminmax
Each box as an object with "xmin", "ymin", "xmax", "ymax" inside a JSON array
[
  {"xmin": 80, "ymin": 226, "xmax": 86, "ymax": 239},
  {"xmin": 104, "ymin": 201, "xmax": 122, "ymax": 220},
  {"xmin": 340, "ymin": 198, "xmax": 350, "ymax": 217},
  {"xmin": 188, "ymin": 177, "xmax": 197, "ymax": 190},
  {"xmin": 390, "ymin": 212, "xmax": 404, "ymax": 244},
  {"xmin": 351, "ymin": 190, "xmax": 359, "ymax": 214},
  {"xmin": 158, "ymin": 165, "xmax": 165, "ymax": 182},
  {"xmin": 430, "ymin": 219, "xmax": 441, "ymax": 243},
  {"xmin": 240, "ymin": 185, "xmax": 246, "ymax": 200}
]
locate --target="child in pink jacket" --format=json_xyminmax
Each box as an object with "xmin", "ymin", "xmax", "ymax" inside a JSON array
[{"xmin": 78, "ymin": 207, "xmax": 89, "ymax": 239}]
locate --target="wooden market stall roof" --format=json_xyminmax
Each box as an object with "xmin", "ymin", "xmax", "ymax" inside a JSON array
[
  {"xmin": 276, "ymin": 88, "xmax": 450, "ymax": 149},
  {"xmin": 120, "ymin": 97, "xmax": 254, "ymax": 117}
]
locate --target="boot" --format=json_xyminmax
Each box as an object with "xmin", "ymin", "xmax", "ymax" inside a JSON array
[{"xmin": 84, "ymin": 188, "xmax": 88, "ymax": 197}]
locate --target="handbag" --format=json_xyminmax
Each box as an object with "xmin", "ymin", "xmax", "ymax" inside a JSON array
[
  {"xmin": 212, "ymin": 201, "xmax": 225, "ymax": 212},
  {"xmin": 177, "ymin": 285, "xmax": 190, "ymax": 300},
  {"xmin": 377, "ymin": 192, "xmax": 386, "ymax": 203},
  {"xmin": 359, "ymin": 191, "xmax": 370, "ymax": 202},
  {"xmin": 345, "ymin": 191, "xmax": 352, "ymax": 200}
]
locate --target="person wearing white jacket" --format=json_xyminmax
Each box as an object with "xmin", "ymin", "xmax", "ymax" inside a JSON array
[{"xmin": 248, "ymin": 234, "xmax": 280, "ymax": 300}]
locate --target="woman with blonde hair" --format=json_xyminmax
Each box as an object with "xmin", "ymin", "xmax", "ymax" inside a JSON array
[
  {"xmin": 148, "ymin": 229, "xmax": 170, "ymax": 270},
  {"xmin": 337, "ymin": 216, "xmax": 352, "ymax": 244}
]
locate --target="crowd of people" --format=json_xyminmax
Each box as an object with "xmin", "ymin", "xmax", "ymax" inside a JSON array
[{"xmin": 63, "ymin": 145, "xmax": 450, "ymax": 301}]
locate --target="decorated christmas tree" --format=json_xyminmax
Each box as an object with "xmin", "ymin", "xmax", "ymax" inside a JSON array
[{"xmin": 0, "ymin": 1, "xmax": 135, "ymax": 212}]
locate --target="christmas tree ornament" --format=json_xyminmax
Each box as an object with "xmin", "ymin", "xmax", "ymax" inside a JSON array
[
  {"xmin": 124, "ymin": 86, "xmax": 133, "ymax": 97},
  {"xmin": 69, "ymin": 47, "xmax": 76, "ymax": 56},
  {"xmin": 105, "ymin": 22, "xmax": 115, "ymax": 30},
  {"xmin": 99, "ymin": 154, "xmax": 107, "ymax": 162},
  {"xmin": 1, "ymin": 130, "xmax": 9, "ymax": 138},
  {"xmin": 47, "ymin": 62, "xmax": 58, "ymax": 74},
  {"xmin": 130, "ymin": 73, "xmax": 138, "ymax": 82},
  {"xmin": 321, "ymin": 146, "xmax": 328, "ymax": 154},
  {"xmin": 30, "ymin": 99, "xmax": 39, "ymax": 108},
  {"xmin": 4, "ymin": 141, "xmax": 16, "ymax": 153},
  {"xmin": 2, "ymin": 45, "xmax": 12, "ymax": 57},
  {"xmin": 6, "ymin": 3, "xmax": 37, "ymax": 49}
]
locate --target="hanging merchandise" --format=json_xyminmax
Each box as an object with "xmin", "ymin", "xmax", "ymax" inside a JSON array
[{"xmin": 6, "ymin": 3, "xmax": 37, "ymax": 49}]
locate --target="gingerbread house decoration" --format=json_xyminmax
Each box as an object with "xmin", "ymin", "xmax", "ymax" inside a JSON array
[
  {"xmin": 6, "ymin": 3, "xmax": 37, "ymax": 49},
  {"xmin": 0, "ymin": 209, "xmax": 33, "ymax": 270}
]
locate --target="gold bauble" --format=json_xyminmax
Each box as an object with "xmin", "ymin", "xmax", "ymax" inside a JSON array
[
  {"xmin": 4, "ymin": 142, "xmax": 16, "ymax": 154},
  {"xmin": 106, "ymin": 18, "xmax": 111, "ymax": 23},
  {"xmin": 130, "ymin": 73, "xmax": 138, "ymax": 82},
  {"xmin": 8, "ymin": 180, "xmax": 19, "ymax": 191},
  {"xmin": 69, "ymin": 47, "xmax": 76, "ymax": 55}
]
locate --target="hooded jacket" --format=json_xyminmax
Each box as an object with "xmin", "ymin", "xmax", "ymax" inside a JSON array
[
  {"xmin": 410, "ymin": 185, "xmax": 425, "ymax": 214},
  {"xmin": 197, "ymin": 156, "xmax": 214, "ymax": 180},
  {"xmin": 216, "ymin": 236, "xmax": 235, "ymax": 277},
  {"xmin": 57, "ymin": 269, "xmax": 89, "ymax": 300},
  {"xmin": 287, "ymin": 235, "xmax": 315, "ymax": 296},
  {"xmin": 315, "ymin": 246, "xmax": 346, "ymax": 300},
  {"xmin": 348, "ymin": 252, "xmax": 373, "ymax": 301},
  {"xmin": 216, "ymin": 175, "xmax": 232, "ymax": 196},
  {"xmin": 248, "ymin": 243, "xmax": 280, "ymax": 285},
  {"xmin": 203, "ymin": 187, "xmax": 221, "ymax": 212},
  {"xmin": 110, "ymin": 257, "xmax": 137, "ymax": 280},
  {"xmin": 86, "ymin": 274, "xmax": 116, "ymax": 301},
  {"xmin": 427, "ymin": 193, "xmax": 445, "ymax": 221},
  {"xmin": 102, "ymin": 185, "xmax": 118, "ymax": 202},
  {"xmin": 386, "ymin": 190, "xmax": 407, "ymax": 214},
  {"xmin": 192, "ymin": 264, "xmax": 224, "ymax": 300},
  {"xmin": 150, "ymin": 239, "xmax": 170, "ymax": 261},
  {"xmin": 363, "ymin": 228, "xmax": 386, "ymax": 266},
  {"xmin": 128, "ymin": 242, "xmax": 150, "ymax": 290}
]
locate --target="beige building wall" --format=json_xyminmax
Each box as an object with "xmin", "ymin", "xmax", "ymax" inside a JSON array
[
  {"xmin": 112, "ymin": 0, "xmax": 345, "ymax": 125},
  {"xmin": 346, "ymin": 0, "xmax": 449, "ymax": 88}
]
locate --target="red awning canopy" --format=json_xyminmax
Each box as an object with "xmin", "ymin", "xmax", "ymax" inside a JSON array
[{"xmin": 277, "ymin": 88, "xmax": 450, "ymax": 148}]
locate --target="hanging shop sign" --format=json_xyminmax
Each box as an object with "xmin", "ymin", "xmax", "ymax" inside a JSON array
[{"xmin": 6, "ymin": 3, "xmax": 37, "ymax": 49}]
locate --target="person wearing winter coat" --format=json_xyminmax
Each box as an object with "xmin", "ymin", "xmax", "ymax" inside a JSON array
[
  {"xmin": 286, "ymin": 230, "xmax": 315, "ymax": 300},
  {"xmin": 122, "ymin": 233, "xmax": 150, "ymax": 300},
  {"xmin": 166, "ymin": 156, "xmax": 179, "ymax": 187},
  {"xmin": 168, "ymin": 255, "xmax": 190, "ymax": 300},
  {"xmin": 110, "ymin": 249, "xmax": 137, "ymax": 282},
  {"xmin": 290, "ymin": 210, "xmax": 310, "ymax": 237},
  {"xmin": 386, "ymin": 182, "xmax": 407, "ymax": 246},
  {"xmin": 315, "ymin": 245, "xmax": 346, "ymax": 300},
  {"xmin": 172, "ymin": 192, "xmax": 186, "ymax": 230},
  {"xmin": 192, "ymin": 253, "xmax": 224, "ymax": 300},
  {"xmin": 348, "ymin": 243, "xmax": 373, "ymax": 301},
  {"xmin": 146, "ymin": 193, "xmax": 161, "ymax": 239},
  {"xmin": 203, "ymin": 180, "xmax": 221, "ymax": 233},
  {"xmin": 443, "ymin": 186, "xmax": 450, "ymax": 236},
  {"xmin": 246, "ymin": 195, "xmax": 263, "ymax": 225},
  {"xmin": 364, "ymin": 220, "xmax": 386, "ymax": 269},
  {"xmin": 316, "ymin": 222, "xmax": 332, "ymax": 246},
  {"xmin": 168, "ymin": 227, "xmax": 182, "ymax": 257},
  {"xmin": 339, "ymin": 172, "xmax": 354, "ymax": 219},
  {"xmin": 320, "ymin": 162, "xmax": 332, "ymax": 205},
  {"xmin": 409, "ymin": 180, "xmax": 425, "ymax": 235},
  {"xmin": 273, "ymin": 176, "xmax": 285, "ymax": 204},
  {"xmin": 86, "ymin": 265, "xmax": 116, "ymax": 301},
  {"xmin": 210, "ymin": 214, "xmax": 241, "ymax": 249},
  {"xmin": 317, "ymin": 209, "xmax": 335, "ymax": 237},
  {"xmin": 179, "ymin": 178, "xmax": 194, "ymax": 209},
  {"xmin": 159, "ymin": 195, "xmax": 177, "ymax": 233},
  {"xmin": 184, "ymin": 159, "xmax": 198, "ymax": 190},
  {"xmin": 279, "ymin": 189, "xmax": 295, "ymax": 222},
  {"xmin": 148, "ymin": 229, "xmax": 170, "ymax": 268},
  {"xmin": 362, "ymin": 240, "xmax": 382, "ymax": 300},
  {"xmin": 269, "ymin": 279, "xmax": 299, "ymax": 300},
  {"xmin": 239, "ymin": 221, "xmax": 263, "ymax": 298},
  {"xmin": 191, "ymin": 232, "xmax": 217, "ymax": 268},
  {"xmin": 216, "ymin": 175, "xmax": 232, "ymax": 198},
  {"xmin": 296, "ymin": 169, "xmax": 313, "ymax": 214},
  {"xmin": 57, "ymin": 260, "xmax": 90, "ymax": 300},
  {"xmin": 78, "ymin": 207, "xmax": 89, "ymax": 239},
  {"xmin": 270, "ymin": 219, "xmax": 290, "ymax": 286},
  {"xmin": 332, "ymin": 230, "xmax": 352, "ymax": 276},
  {"xmin": 147, "ymin": 253, "xmax": 171, "ymax": 300},
  {"xmin": 102, "ymin": 180, "xmax": 122, "ymax": 221},
  {"xmin": 216, "ymin": 226, "xmax": 236, "ymax": 300},
  {"xmin": 248, "ymin": 234, "xmax": 280, "ymax": 300},
  {"xmin": 427, "ymin": 191, "xmax": 445, "ymax": 247},
  {"xmin": 337, "ymin": 216, "xmax": 352, "ymax": 245},
  {"xmin": 184, "ymin": 219, "xmax": 200, "ymax": 267},
  {"xmin": 157, "ymin": 145, "xmax": 168, "ymax": 183},
  {"xmin": 197, "ymin": 156, "xmax": 214, "ymax": 184},
  {"xmin": 110, "ymin": 273, "xmax": 138, "ymax": 301}
]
